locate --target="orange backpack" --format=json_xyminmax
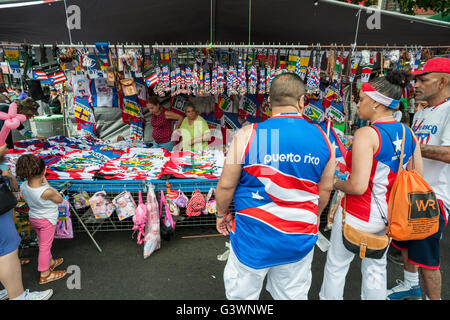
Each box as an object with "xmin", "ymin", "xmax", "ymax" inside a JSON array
[{"xmin": 385, "ymin": 124, "xmax": 440, "ymax": 241}]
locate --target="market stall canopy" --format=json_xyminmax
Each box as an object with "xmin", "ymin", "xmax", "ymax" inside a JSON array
[{"xmin": 0, "ymin": 0, "xmax": 449, "ymax": 45}]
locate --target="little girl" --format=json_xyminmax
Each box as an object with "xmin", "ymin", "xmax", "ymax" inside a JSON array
[{"xmin": 15, "ymin": 154, "xmax": 67, "ymax": 285}]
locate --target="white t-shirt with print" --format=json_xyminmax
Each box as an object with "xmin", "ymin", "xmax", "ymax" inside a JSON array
[{"xmin": 412, "ymin": 99, "xmax": 450, "ymax": 213}]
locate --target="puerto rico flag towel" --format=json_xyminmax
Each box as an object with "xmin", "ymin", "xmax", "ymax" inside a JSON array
[
  {"xmin": 32, "ymin": 70, "xmax": 48, "ymax": 81},
  {"xmin": 145, "ymin": 73, "xmax": 158, "ymax": 87},
  {"xmin": 48, "ymin": 72, "xmax": 67, "ymax": 85}
]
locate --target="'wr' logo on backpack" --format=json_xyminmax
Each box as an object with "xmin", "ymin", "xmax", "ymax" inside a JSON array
[
  {"xmin": 415, "ymin": 199, "xmax": 436, "ymax": 212},
  {"xmin": 409, "ymin": 193, "xmax": 440, "ymax": 220}
]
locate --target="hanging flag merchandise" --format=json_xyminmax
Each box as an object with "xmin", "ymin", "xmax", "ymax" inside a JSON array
[
  {"xmin": 348, "ymin": 54, "xmax": 361, "ymax": 83},
  {"xmin": 47, "ymin": 72, "xmax": 67, "ymax": 85},
  {"xmin": 145, "ymin": 72, "xmax": 158, "ymax": 87},
  {"xmin": 238, "ymin": 94, "xmax": 259, "ymax": 120},
  {"xmin": 129, "ymin": 119, "xmax": 144, "ymax": 141},
  {"xmin": 360, "ymin": 50, "xmax": 375, "ymax": 83},
  {"xmin": 122, "ymin": 96, "xmax": 143, "ymax": 120},
  {"xmin": 32, "ymin": 70, "xmax": 49, "ymax": 81},
  {"xmin": 214, "ymin": 94, "xmax": 233, "ymax": 120}
]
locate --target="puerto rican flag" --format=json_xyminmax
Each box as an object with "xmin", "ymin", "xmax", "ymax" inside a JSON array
[
  {"xmin": 32, "ymin": 70, "xmax": 48, "ymax": 81},
  {"xmin": 48, "ymin": 72, "xmax": 67, "ymax": 85},
  {"xmin": 145, "ymin": 73, "xmax": 158, "ymax": 87},
  {"xmin": 234, "ymin": 164, "xmax": 320, "ymax": 235},
  {"xmin": 231, "ymin": 163, "xmax": 320, "ymax": 268}
]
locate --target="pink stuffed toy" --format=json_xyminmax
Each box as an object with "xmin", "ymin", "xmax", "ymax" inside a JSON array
[{"xmin": 0, "ymin": 102, "xmax": 27, "ymax": 146}]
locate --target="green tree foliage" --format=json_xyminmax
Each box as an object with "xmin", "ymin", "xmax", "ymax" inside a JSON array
[{"xmin": 344, "ymin": 0, "xmax": 449, "ymax": 17}]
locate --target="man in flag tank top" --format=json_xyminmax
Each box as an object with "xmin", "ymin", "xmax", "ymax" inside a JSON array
[
  {"xmin": 215, "ymin": 73, "xmax": 335, "ymax": 300},
  {"xmin": 388, "ymin": 57, "xmax": 450, "ymax": 300},
  {"xmin": 320, "ymin": 71, "xmax": 424, "ymax": 300}
]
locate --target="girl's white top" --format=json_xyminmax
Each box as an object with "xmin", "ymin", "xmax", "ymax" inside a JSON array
[{"xmin": 21, "ymin": 181, "xmax": 59, "ymax": 225}]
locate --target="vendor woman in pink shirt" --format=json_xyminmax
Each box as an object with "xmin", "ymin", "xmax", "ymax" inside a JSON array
[{"xmin": 146, "ymin": 96, "xmax": 184, "ymax": 151}]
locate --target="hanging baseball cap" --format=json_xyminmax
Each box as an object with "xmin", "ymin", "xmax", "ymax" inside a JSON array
[{"xmin": 410, "ymin": 57, "xmax": 450, "ymax": 75}]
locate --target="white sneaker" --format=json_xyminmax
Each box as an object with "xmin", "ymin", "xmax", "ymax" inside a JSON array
[
  {"xmin": 0, "ymin": 289, "xmax": 8, "ymax": 300},
  {"xmin": 12, "ymin": 289, "xmax": 53, "ymax": 300}
]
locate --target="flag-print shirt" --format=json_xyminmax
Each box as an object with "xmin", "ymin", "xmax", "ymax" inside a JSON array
[
  {"xmin": 343, "ymin": 122, "xmax": 416, "ymax": 225},
  {"xmin": 231, "ymin": 113, "xmax": 332, "ymax": 269},
  {"xmin": 412, "ymin": 99, "xmax": 450, "ymax": 213}
]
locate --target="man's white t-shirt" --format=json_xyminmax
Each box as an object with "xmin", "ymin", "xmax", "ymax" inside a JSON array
[{"xmin": 412, "ymin": 99, "xmax": 450, "ymax": 214}]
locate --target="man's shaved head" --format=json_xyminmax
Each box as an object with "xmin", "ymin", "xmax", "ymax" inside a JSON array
[{"xmin": 269, "ymin": 73, "xmax": 306, "ymax": 107}]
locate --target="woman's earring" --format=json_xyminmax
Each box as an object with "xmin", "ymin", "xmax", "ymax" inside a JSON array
[{"xmin": 373, "ymin": 107, "xmax": 377, "ymax": 112}]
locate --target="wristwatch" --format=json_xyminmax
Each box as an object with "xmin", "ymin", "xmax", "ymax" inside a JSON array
[{"xmin": 215, "ymin": 213, "xmax": 225, "ymax": 218}]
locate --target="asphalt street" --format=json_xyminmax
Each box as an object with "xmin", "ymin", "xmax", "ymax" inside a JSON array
[{"xmin": 15, "ymin": 224, "xmax": 450, "ymax": 301}]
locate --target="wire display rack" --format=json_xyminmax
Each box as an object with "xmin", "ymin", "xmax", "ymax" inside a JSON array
[
  {"xmin": 49, "ymin": 179, "xmax": 332, "ymax": 252},
  {"xmin": 49, "ymin": 179, "xmax": 223, "ymax": 252}
]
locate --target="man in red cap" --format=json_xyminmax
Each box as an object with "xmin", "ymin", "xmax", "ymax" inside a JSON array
[{"xmin": 387, "ymin": 57, "xmax": 450, "ymax": 300}]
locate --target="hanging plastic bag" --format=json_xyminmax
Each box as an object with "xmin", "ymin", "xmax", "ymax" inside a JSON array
[
  {"xmin": 165, "ymin": 190, "xmax": 180, "ymax": 216},
  {"xmin": 160, "ymin": 190, "xmax": 175, "ymax": 241},
  {"xmin": 325, "ymin": 190, "xmax": 345, "ymax": 231},
  {"xmin": 204, "ymin": 188, "xmax": 216, "ymax": 215},
  {"xmin": 112, "ymin": 191, "xmax": 136, "ymax": 221},
  {"xmin": 73, "ymin": 191, "xmax": 90, "ymax": 210},
  {"xmin": 143, "ymin": 185, "xmax": 161, "ymax": 259},
  {"xmin": 57, "ymin": 196, "xmax": 70, "ymax": 221},
  {"xmin": 55, "ymin": 209, "xmax": 73, "ymax": 239},
  {"xmin": 174, "ymin": 189, "xmax": 189, "ymax": 208},
  {"xmin": 89, "ymin": 191, "xmax": 115, "ymax": 219},
  {"xmin": 132, "ymin": 191, "xmax": 147, "ymax": 245}
]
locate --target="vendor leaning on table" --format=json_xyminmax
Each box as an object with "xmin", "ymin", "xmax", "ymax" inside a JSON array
[
  {"xmin": 117, "ymin": 96, "xmax": 184, "ymax": 151},
  {"xmin": 172, "ymin": 101, "xmax": 211, "ymax": 152},
  {"xmin": 0, "ymin": 98, "xmax": 47, "ymax": 149}
]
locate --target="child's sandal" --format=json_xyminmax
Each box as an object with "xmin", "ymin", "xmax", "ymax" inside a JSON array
[
  {"xmin": 39, "ymin": 270, "xmax": 67, "ymax": 285},
  {"xmin": 50, "ymin": 258, "xmax": 64, "ymax": 271}
]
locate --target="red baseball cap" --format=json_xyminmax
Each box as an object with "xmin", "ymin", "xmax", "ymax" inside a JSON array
[{"xmin": 411, "ymin": 57, "xmax": 450, "ymax": 75}]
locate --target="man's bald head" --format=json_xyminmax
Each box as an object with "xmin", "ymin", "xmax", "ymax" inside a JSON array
[{"xmin": 269, "ymin": 73, "xmax": 306, "ymax": 108}]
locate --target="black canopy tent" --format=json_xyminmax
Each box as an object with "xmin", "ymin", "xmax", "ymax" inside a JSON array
[{"xmin": 0, "ymin": 0, "xmax": 449, "ymax": 46}]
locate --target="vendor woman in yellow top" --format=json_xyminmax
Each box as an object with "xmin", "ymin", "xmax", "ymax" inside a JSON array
[{"xmin": 173, "ymin": 101, "xmax": 211, "ymax": 152}]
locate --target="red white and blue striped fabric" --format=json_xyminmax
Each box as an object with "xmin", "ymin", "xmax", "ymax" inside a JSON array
[
  {"xmin": 343, "ymin": 122, "xmax": 416, "ymax": 224},
  {"xmin": 361, "ymin": 82, "xmax": 400, "ymax": 110},
  {"xmin": 48, "ymin": 72, "xmax": 67, "ymax": 84},
  {"xmin": 32, "ymin": 70, "xmax": 48, "ymax": 81},
  {"xmin": 145, "ymin": 73, "xmax": 158, "ymax": 87},
  {"xmin": 231, "ymin": 114, "xmax": 332, "ymax": 269}
]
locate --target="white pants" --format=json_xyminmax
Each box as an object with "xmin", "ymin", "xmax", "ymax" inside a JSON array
[
  {"xmin": 319, "ymin": 206, "xmax": 388, "ymax": 300},
  {"xmin": 224, "ymin": 246, "xmax": 314, "ymax": 300}
]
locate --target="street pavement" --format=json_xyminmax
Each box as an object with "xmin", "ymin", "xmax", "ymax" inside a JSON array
[{"xmin": 17, "ymin": 224, "xmax": 450, "ymax": 300}]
